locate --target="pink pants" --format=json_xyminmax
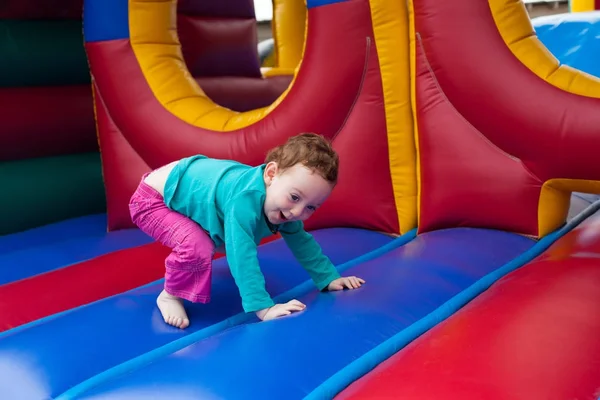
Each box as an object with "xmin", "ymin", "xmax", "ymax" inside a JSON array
[{"xmin": 129, "ymin": 174, "xmax": 214, "ymax": 303}]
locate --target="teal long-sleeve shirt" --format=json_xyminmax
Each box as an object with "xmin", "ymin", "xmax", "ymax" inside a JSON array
[{"xmin": 163, "ymin": 155, "xmax": 341, "ymax": 313}]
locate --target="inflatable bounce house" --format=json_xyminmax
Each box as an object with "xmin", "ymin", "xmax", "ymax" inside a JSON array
[{"xmin": 1, "ymin": 0, "xmax": 599, "ymax": 398}]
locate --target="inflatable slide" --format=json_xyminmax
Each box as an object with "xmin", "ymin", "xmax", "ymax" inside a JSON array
[{"xmin": 0, "ymin": 0, "xmax": 599, "ymax": 399}]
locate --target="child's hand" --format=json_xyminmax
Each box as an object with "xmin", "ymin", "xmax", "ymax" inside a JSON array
[
  {"xmin": 255, "ymin": 299, "xmax": 306, "ymax": 321},
  {"xmin": 327, "ymin": 276, "xmax": 365, "ymax": 291}
]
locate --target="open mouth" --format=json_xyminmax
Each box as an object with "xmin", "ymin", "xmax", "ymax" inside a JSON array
[{"xmin": 279, "ymin": 211, "xmax": 287, "ymax": 221}]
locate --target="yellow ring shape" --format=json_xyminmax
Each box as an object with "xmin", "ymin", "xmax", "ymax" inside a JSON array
[{"xmin": 129, "ymin": 0, "xmax": 298, "ymax": 131}]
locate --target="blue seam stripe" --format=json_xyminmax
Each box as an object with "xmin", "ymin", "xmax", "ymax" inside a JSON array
[
  {"xmin": 307, "ymin": 0, "xmax": 348, "ymax": 9},
  {"xmin": 304, "ymin": 200, "xmax": 600, "ymax": 400},
  {"xmin": 54, "ymin": 230, "xmax": 417, "ymax": 400}
]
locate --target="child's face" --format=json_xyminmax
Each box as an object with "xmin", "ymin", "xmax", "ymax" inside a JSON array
[{"xmin": 263, "ymin": 162, "xmax": 333, "ymax": 225}]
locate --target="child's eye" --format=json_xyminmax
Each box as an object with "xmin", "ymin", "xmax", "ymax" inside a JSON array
[
  {"xmin": 307, "ymin": 206, "xmax": 316, "ymax": 211},
  {"xmin": 291, "ymin": 194, "xmax": 299, "ymax": 202}
]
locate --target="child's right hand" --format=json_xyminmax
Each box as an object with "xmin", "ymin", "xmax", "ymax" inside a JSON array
[{"xmin": 256, "ymin": 299, "xmax": 306, "ymax": 321}]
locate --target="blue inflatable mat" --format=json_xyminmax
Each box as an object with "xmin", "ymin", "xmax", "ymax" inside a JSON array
[
  {"xmin": 63, "ymin": 228, "xmax": 534, "ymax": 399},
  {"xmin": 0, "ymin": 227, "xmax": 394, "ymax": 400}
]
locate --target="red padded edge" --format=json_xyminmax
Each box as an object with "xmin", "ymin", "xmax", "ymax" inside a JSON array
[
  {"xmin": 337, "ymin": 215, "xmax": 600, "ymax": 400},
  {"xmin": 87, "ymin": 0, "xmax": 399, "ymax": 234},
  {"xmin": 178, "ymin": 15, "xmax": 261, "ymax": 78},
  {"xmin": 414, "ymin": 40, "xmax": 543, "ymax": 236},
  {"xmin": 0, "ymin": 85, "xmax": 97, "ymax": 161},
  {"xmin": 413, "ymin": 0, "xmax": 600, "ymax": 182},
  {"xmin": 177, "ymin": 0, "xmax": 255, "ymax": 18},
  {"xmin": 0, "ymin": 0, "xmax": 82, "ymax": 19},
  {"xmin": 0, "ymin": 243, "xmax": 170, "ymax": 332},
  {"xmin": 93, "ymin": 83, "xmax": 152, "ymax": 230},
  {"xmin": 197, "ymin": 75, "xmax": 293, "ymax": 112}
]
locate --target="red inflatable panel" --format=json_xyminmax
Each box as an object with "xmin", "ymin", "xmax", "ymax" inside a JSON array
[
  {"xmin": 0, "ymin": 85, "xmax": 97, "ymax": 161},
  {"xmin": 414, "ymin": 42, "xmax": 542, "ymax": 236},
  {"xmin": 414, "ymin": 0, "xmax": 600, "ymax": 182},
  {"xmin": 178, "ymin": 15, "xmax": 261, "ymax": 78},
  {"xmin": 88, "ymin": 1, "xmax": 399, "ymax": 235},
  {"xmin": 337, "ymin": 216, "xmax": 600, "ymax": 400},
  {"xmin": 93, "ymin": 83, "xmax": 153, "ymax": 230},
  {"xmin": 0, "ymin": 0, "xmax": 82, "ymax": 19}
]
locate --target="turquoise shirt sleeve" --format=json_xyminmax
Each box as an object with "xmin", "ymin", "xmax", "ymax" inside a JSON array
[
  {"xmin": 223, "ymin": 191, "xmax": 275, "ymax": 313},
  {"xmin": 279, "ymin": 221, "xmax": 341, "ymax": 290}
]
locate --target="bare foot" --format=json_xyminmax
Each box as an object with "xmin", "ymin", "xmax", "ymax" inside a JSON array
[{"xmin": 156, "ymin": 289, "xmax": 190, "ymax": 329}]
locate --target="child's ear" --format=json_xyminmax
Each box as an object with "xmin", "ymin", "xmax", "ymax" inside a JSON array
[{"xmin": 264, "ymin": 161, "xmax": 278, "ymax": 184}]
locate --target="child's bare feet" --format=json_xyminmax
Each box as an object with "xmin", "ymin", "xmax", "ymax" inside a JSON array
[{"xmin": 156, "ymin": 289, "xmax": 190, "ymax": 329}]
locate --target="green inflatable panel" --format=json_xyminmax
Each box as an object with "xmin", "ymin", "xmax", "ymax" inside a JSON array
[
  {"xmin": 0, "ymin": 20, "xmax": 90, "ymax": 87},
  {"xmin": 0, "ymin": 152, "xmax": 106, "ymax": 235}
]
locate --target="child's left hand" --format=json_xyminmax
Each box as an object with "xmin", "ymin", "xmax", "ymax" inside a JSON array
[{"xmin": 327, "ymin": 276, "xmax": 365, "ymax": 291}]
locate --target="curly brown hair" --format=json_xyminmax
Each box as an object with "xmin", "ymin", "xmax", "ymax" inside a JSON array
[{"xmin": 265, "ymin": 133, "xmax": 339, "ymax": 185}]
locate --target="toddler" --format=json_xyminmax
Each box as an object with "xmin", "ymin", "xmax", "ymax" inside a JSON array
[{"xmin": 129, "ymin": 133, "xmax": 365, "ymax": 329}]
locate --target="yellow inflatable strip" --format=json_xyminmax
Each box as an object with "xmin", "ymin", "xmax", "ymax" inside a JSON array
[
  {"xmin": 407, "ymin": 0, "xmax": 422, "ymax": 229},
  {"xmin": 369, "ymin": 0, "xmax": 418, "ymax": 233},
  {"xmin": 128, "ymin": 0, "xmax": 295, "ymax": 131},
  {"xmin": 539, "ymin": 179, "xmax": 600, "ymax": 236},
  {"xmin": 272, "ymin": 0, "xmax": 306, "ymax": 69}
]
